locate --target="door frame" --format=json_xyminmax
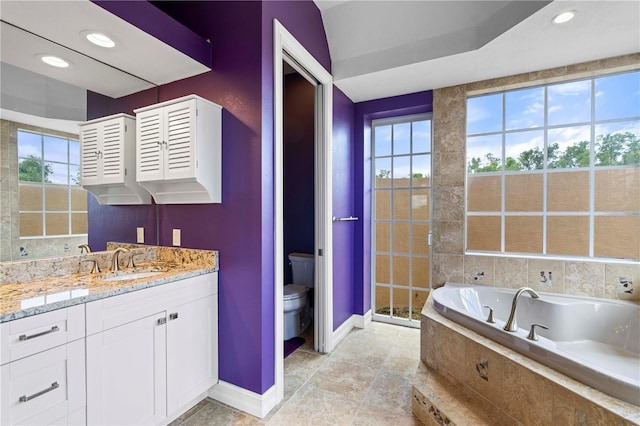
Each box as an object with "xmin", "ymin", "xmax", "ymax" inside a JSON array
[{"xmin": 273, "ymin": 19, "xmax": 333, "ymax": 403}]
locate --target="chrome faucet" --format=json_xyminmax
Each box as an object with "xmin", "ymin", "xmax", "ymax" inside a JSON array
[
  {"xmin": 503, "ymin": 287, "xmax": 540, "ymax": 332},
  {"xmin": 78, "ymin": 243, "xmax": 91, "ymax": 253},
  {"xmin": 111, "ymin": 247, "xmax": 130, "ymax": 271}
]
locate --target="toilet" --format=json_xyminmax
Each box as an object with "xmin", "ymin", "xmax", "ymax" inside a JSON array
[{"xmin": 283, "ymin": 252, "xmax": 314, "ymax": 340}]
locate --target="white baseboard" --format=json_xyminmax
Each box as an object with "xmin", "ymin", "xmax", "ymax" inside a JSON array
[
  {"xmin": 331, "ymin": 311, "xmax": 371, "ymax": 349},
  {"xmin": 353, "ymin": 310, "xmax": 372, "ymax": 329},
  {"xmin": 208, "ymin": 381, "xmax": 276, "ymax": 419}
]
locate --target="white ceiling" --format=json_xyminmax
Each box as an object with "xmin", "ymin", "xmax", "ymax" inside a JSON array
[
  {"xmin": 315, "ymin": 0, "xmax": 640, "ymax": 102},
  {"xmin": 0, "ymin": 0, "xmax": 210, "ymax": 98}
]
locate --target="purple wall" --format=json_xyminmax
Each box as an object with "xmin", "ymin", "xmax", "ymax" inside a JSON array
[
  {"xmin": 283, "ymin": 73, "xmax": 315, "ymax": 284},
  {"xmin": 353, "ymin": 91, "xmax": 433, "ymax": 315},
  {"xmin": 87, "ymin": 0, "xmax": 350, "ymax": 396}
]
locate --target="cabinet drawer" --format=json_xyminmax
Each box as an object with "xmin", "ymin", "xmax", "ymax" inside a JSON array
[
  {"xmin": 86, "ymin": 272, "xmax": 216, "ymax": 335},
  {"xmin": 1, "ymin": 305, "xmax": 85, "ymax": 365},
  {"xmin": 1, "ymin": 340, "xmax": 86, "ymax": 426}
]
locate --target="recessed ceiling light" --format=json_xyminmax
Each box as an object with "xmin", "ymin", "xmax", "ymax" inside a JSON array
[
  {"xmin": 552, "ymin": 10, "xmax": 576, "ymax": 24},
  {"xmin": 85, "ymin": 32, "xmax": 116, "ymax": 48},
  {"xmin": 40, "ymin": 55, "xmax": 70, "ymax": 68}
]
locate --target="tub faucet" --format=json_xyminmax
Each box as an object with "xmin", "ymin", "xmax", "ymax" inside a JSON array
[
  {"xmin": 78, "ymin": 243, "xmax": 91, "ymax": 253},
  {"xmin": 503, "ymin": 287, "xmax": 540, "ymax": 332},
  {"xmin": 111, "ymin": 247, "xmax": 130, "ymax": 271}
]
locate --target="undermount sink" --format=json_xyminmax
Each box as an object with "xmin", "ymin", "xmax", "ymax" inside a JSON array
[{"xmin": 100, "ymin": 271, "xmax": 163, "ymax": 281}]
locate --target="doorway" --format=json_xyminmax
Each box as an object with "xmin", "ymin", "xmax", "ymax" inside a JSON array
[{"xmin": 273, "ymin": 20, "xmax": 333, "ymax": 405}]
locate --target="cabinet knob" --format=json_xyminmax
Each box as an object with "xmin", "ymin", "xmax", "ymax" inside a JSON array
[{"xmin": 169, "ymin": 313, "xmax": 179, "ymax": 321}]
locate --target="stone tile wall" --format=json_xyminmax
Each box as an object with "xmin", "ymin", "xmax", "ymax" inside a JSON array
[{"xmin": 431, "ymin": 54, "xmax": 640, "ymax": 302}]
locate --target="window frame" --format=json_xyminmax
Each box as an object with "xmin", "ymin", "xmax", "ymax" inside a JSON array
[{"xmin": 465, "ymin": 69, "xmax": 640, "ymax": 261}]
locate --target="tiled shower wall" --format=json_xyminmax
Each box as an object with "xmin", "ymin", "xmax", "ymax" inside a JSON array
[
  {"xmin": 0, "ymin": 119, "xmax": 88, "ymax": 261},
  {"xmin": 431, "ymin": 53, "xmax": 640, "ymax": 302}
]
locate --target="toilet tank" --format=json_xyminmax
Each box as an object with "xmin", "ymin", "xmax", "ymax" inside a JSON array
[{"xmin": 289, "ymin": 253, "xmax": 315, "ymax": 288}]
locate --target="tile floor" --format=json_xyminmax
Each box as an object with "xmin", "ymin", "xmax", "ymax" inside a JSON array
[{"xmin": 171, "ymin": 321, "xmax": 423, "ymax": 426}]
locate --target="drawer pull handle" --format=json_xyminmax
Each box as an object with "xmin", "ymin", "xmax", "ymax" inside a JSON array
[
  {"xmin": 19, "ymin": 382, "xmax": 59, "ymax": 402},
  {"xmin": 19, "ymin": 326, "xmax": 60, "ymax": 341},
  {"xmin": 169, "ymin": 313, "xmax": 179, "ymax": 320}
]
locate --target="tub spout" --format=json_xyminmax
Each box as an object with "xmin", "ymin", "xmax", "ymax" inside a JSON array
[{"xmin": 503, "ymin": 287, "xmax": 540, "ymax": 332}]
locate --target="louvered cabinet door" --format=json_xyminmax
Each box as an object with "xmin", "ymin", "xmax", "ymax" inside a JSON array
[
  {"xmin": 163, "ymin": 99, "xmax": 197, "ymax": 180},
  {"xmin": 100, "ymin": 120, "xmax": 126, "ymax": 185},
  {"xmin": 80, "ymin": 124, "xmax": 101, "ymax": 186},
  {"xmin": 136, "ymin": 109, "xmax": 165, "ymax": 182}
]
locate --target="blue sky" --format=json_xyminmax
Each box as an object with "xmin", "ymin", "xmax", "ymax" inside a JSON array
[
  {"xmin": 374, "ymin": 120, "xmax": 431, "ymax": 179},
  {"xmin": 18, "ymin": 131, "xmax": 79, "ymax": 185},
  {"xmin": 466, "ymin": 70, "xmax": 640, "ymax": 167}
]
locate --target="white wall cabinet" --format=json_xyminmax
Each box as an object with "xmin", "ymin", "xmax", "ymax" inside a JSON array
[
  {"xmin": 134, "ymin": 95, "xmax": 222, "ymax": 204},
  {"xmin": 79, "ymin": 113, "xmax": 151, "ymax": 205},
  {"xmin": 0, "ymin": 306, "xmax": 86, "ymax": 426},
  {"xmin": 86, "ymin": 273, "xmax": 218, "ymax": 425}
]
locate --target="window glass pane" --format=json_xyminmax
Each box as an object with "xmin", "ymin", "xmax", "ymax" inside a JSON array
[
  {"xmin": 505, "ymin": 216, "xmax": 543, "ymax": 254},
  {"xmin": 46, "ymin": 162, "xmax": 69, "ymax": 185},
  {"xmin": 467, "ymin": 94, "xmax": 502, "ymax": 134},
  {"xmin": 375, "ymin": 158, "xmax": 391, "ymax": 187},
  {"xmin": 467, "ymin": 134, "xmax": 502, "ymax": 173},
  {"xmin": 393, "ymin": 223, "xmax": 410, "ymax": 253},
  {"xmin": 19, "ymin": 184, "xmax": 42, "ymax": 210},
  {"xmin": 547, "ymin": 125, "xmax": 591, "ymax": 169},
  {"xmin": 413, "ymin": 120, "xmax": 431, "ymax": 153},
  {"xmin": 547, "ymin": 216, "xmax": 589, "ymax": 257},
  {"xmin": 467, "ymin": 216, "xmax": 501, "ymax": 251},
  {"xmin": 505, "ymin": 173, "xmax": 543, "ymax": 212},
  {"xmin": 70, "ymin": 187, "xmax": 87, "ymax": 211},
  {"xmin": 20, "ymin": 212, "xmax": 43, "ymax": 236},
  {"xmin": 410, "ymin": 290, "xmax": 429, "ymax": 319},
  {"xmin": 467, "ymin": 175, "xmax": 501, "ymax": 212},
  {"xmin": 547, "ymin": 170, "xmax": 589, "ymax": 211},
  {"xmin": 69, "ymin": 140, "xmax": 80, "ymax": 165},
  {"xmin": 594, "ymin": 168, "xmax": 640, "ymax": 212},
  {"xmin": 595, "ymin": 120, "xmax": 640, "ymax": 166},
  {"xmin": 392, "ymin": 287, "xmax": 410, "ymax": 318},
  {"xmin": 412, "ymin": 260, "xmax": 430, "ymax": 288},
  {"xmin": 505, "ymin": 130, "xmax": 544, "ymax": 170},
  {"xmin": 594, "ymin": 216, "xmax": 640, "ymax": 260},
  {"xmin": 411, "ymin": 188, "xmax": 430, "ymax": 220},
  {"xmin": 412, "ymin": 154, "xmax": 431, "ymax": 187},
  {"xmin": 375, "ymin": 222, "xmax": 390, "ymax": 252},
  {"xmin": 595, "ymin": 71, "xmax": 640, "ymax": 121},
  {"xmin": 69, "ymin": 164, "xmax": 81, "ymax": 186},
  {"xmin": 393, "ymin": 156, "xmax": 410, "ymax": 181},
  {"xmin": 412, "ymin": 223, "xmax": 430, "ymax": 255},
  {"xmin": 505, "ymin": 87, "xmax": 544, "ymax": 130},
  {"xmin": 392, "ymin": 256, "xmax": 410, "ymax": 286},
  {"xmin": 71, "ymin": 213, "xmax": 88, "ymax": 235},
  {"xmin": 393, "ymin": 123, "xmax": 410, "ymax": 155},
  {"xmin": 18, "ymin": 157, "xmax": 46, "ymax": 183},
  {"xmin": 44, "ymin": 135, "xmax": 68, "ymax": 163},
  {"xmin": 393, "ymin": 189, "xmax": 410, "ymax": 220},
  {"xmin": 45, "ymin": 212, "xmax": 69, "ymax": 236},
  {"xmin": 18, "ymin": 131, "xmax": 41, "ymax": 159},
  {"xmin": 374, "ymin": 125, "xmax": 391, "ymax": 157},
  {"xmin": 375, "ymin": 190, "xmax": 391, "ymax": 220},
  {"xmin": 45, "ymin": 185, "xmax": 69, "ymax": 211},
  {"xmin": 376, "ymin": 255, "xmax": 390, "ymax": 284},
  {"xmin": 548, "ymin": 80, "xmax": 591, "ymax": 126}
]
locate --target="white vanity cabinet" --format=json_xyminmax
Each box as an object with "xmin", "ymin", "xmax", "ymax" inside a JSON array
[
  {"xmin": 0, "ymin": 305, "xmax": 86, "ymax": 426},
  {"xmin": 134, "ymin": 95, "xmax": 222, "ymax": 204},
  {"xmin": 85, "ymin": 273, "xmax": 218, "ymax": 425},
  {"xmin": 79, "ymin": 113, "xmax": 151, "ymax": 205}
]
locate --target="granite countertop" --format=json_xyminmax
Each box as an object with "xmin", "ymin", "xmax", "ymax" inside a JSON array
[{"xmin": 0, "ymin": 246, "xmax": 219, "ymax": 323}]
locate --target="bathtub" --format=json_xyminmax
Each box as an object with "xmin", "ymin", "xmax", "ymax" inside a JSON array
[{"xmin": 431, "ymin": 283, "xmax": 640, "ymax": 407}]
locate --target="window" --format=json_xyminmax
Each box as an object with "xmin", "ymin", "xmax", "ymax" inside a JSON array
[
  {"xmin": 372, "ymin": 114, "xmax": 432, "ymax": 326},
  {"xmin": 466, "ymin": 70, "xmax": 640, "ymax": 260},
  {"xmin": 18, "ymin": 130, "xmax": 87, "ymax": 238}
]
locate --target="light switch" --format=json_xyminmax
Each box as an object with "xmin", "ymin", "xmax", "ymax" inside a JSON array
[
  {"xmin": 137, "ymin": 227, "xmax": 144, "ymax": 244},
  {"xmin": 172, "ymin": 229, "xmax": 181, "ymax": 246}
]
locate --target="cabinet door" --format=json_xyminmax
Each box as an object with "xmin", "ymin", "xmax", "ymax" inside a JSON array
[
  {"xmin": 86, "ymin": 312, "xmax": 167, "ymax": 425},
  {"xmin": 163, "ymin": 99, "xmax": 197, "ymax": 181},
  {"xmin": 166, "ymin": 295, "xmax": 218, "ymax": 415},
  {"xmin": 80, "ymin": 124, "xmax": 100, "ymax": 186},
  {"xmin": 136, "ymin": 108, "xmax": 164, "ymax": 182},
  {"xmin": 99, "ymin": 119, "xmax": 126, "ymax": 185},
  {"xmin": 1, "ymin": 340, "xmax": 85, "ymax": 426}
]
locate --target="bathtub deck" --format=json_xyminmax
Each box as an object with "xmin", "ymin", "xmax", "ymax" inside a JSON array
[{"xmin": 412, "ymin": 363, "xmax": 519, "ymax": 426}]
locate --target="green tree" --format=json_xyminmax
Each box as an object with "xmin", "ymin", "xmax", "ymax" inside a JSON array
[
  {"xmin": 518, "ymin": 147, "xmax": 544, "ymax": 170},
  {"xmin": 376, "ymin": 169, "xmax": 391, "ymax": 178},
  {"xmin": 19, "ymin": 156, "xmax": 52, "ymax": 183},
  {"xmin": 467, "ymin": 153, "xmax": 501, "ymax": 173},
  {"xmin": 549, "ymin": 140, "xmax": 590, "ymax": 169},
  {"xmin": 504, "ymin": 156, "xmax": 521, "ymax": 171},
  {"xmin": 596, "ymin": 133, "xmax": 627, "ymax": 166}
]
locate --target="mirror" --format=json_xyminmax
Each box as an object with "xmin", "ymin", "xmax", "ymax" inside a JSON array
[{"xmin": 0, "ymin": 20, "xmax": 158, "ymax": 262}]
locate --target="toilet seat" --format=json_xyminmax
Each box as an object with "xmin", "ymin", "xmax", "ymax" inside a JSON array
[{"xmin": 284, "ymin": 284, "xmax": 307, "ymax": 301}]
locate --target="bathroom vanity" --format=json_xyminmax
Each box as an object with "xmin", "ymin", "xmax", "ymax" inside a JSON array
[{"xmin": 0, "ymin": 246, "xmax": 218, "ymax": 426}]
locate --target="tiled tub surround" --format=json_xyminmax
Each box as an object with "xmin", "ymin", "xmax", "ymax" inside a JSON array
[
  {"xmin": 0, "ymin": 245, "xmax": 218, "ymax": 322},
  {"xmin": 431, "ymin": 53, "xmax": 640, "ymax": 302},
  {"xmin": 415, "ymin": 295, "xmax": 640, "ymax": 425}
]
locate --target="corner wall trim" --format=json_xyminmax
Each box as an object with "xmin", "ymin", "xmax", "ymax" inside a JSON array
[
  {"xmin": 353, "ymin": 310, "xmax": 372, "ymax": 329},
  {"xmin": 208, "ymin": 381, "xmax": 276, "ymax": 419},
  {"xmin": 331, "ymin": 312, "xmax": 371, "ymax": 348}
]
